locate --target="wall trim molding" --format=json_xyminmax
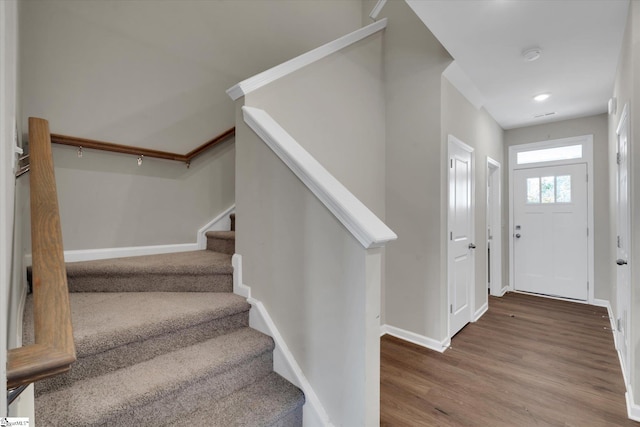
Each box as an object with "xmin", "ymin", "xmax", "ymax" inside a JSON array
[
  {"xmin": 248, "ymin": 297, "xmax": 333, "ymax": 427},
  {"xmin": 473, "ymin": 302, "xmax": 488, "ymax": 322},
  {"xmin": 242, "ymin": 107, "xmax": 396, "ymax": 249},
  {"xmin": 232, "ymin": 254, "xmax": 332, "ymax": 427},
  {"xmin": 369, "ymin": 0, "xmax": 387, "ymax": 20},
  {"xmin": 380, "ymin": 324, "xmax": 450, "ymax": 353},
  {"xmin": 226, "ymin": 19, "xmax": 387, "ymax": 101},
  {"xmin": 24, "ymin": 206, "xmax": 235, "ymax": 264},
  {"xmin": 197, "ymin": 204, "xmax": 235, "ymax": 249},
  {"xmin": 627, "ymin": 386, "xmax": 640, "ymax": 422}
]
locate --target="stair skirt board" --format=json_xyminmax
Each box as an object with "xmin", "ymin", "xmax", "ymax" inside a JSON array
[
  {"xmin": 233, "ymin": 254, "xmax": 333, "ymax": 427},
  {"xmin": 22, "ymin": 205, "xmax": 235, "ymax": 265}
]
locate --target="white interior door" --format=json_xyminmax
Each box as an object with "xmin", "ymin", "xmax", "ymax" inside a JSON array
[
  {"xmin": 449, "ymin": 138, "xmax": 474, "ymax": 337},
  {"xmin": 487, "ymin": 159, "xmax": 502, "ymax": 296},
  {"xmin": 615, "ymin": 105, "xmax": 630, "ymax": 381},
  {"xmin": 513, "ymin": 164, "xmax": 588, "ymax": 300}
]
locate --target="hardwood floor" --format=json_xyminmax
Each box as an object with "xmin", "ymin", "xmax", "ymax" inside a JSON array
[{"xmin": 381, "ymin": 292, "xmax": 637, "ymax": 426}]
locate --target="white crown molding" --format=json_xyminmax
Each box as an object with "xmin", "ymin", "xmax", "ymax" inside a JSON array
[
  {"xmin": 380, "ymin": 324, "xmax": 450, "ymax": 353},
  {"xmin": 369, "ymin": 0, "xmax": 387, "ymax": 20},
  {"xmin": 242, "ymin": 107, "xmax": 397, "ymax": 249},
  {"xmin": 226, "ymin": 19, "xmax": 387, "ymax": 101}
]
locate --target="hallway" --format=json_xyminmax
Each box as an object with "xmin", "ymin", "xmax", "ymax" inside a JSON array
[{"xmin": 381, "ymin": 293, "xmax": 636, "ymax": 426}]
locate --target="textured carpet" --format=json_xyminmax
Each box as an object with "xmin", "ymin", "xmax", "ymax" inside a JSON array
[
  {"xmin": 29, "ymin": 223, "xmax": 304, "ymax": 425},
  {"xmin": 65, "ymin": 250, "xmax": 233, "ymax": 292}
]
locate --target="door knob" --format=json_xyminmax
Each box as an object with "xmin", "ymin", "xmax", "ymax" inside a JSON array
[
  {"xmin": 616, "ymin": 259, "xmax": 628, "ymax": 266},
  {"xmin": 515, "ymin": 233, "xmax": 521, "ymax": 238},
  {"xmin": 468, "ymin": 243, "xmax": 476, "ymax": 249}
]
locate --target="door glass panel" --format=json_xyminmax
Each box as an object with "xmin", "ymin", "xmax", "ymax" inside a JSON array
[
  {"xmin": 516, "ymin": 144, "xmax": 583, "ymax": 165},
  {"xmin": 556, "ymin": 175, "xmax": 571, "ymax": 203},
  {"xmin": 541, "ymin": 176, "xmax": 555, "ymax": 203},
  {"xmin": 527, "ymin": 178, "xmax": 540, "ymax": 203}
]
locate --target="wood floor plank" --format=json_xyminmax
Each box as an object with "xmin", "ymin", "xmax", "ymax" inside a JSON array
[{"xmin": 381, "ymin": 292, "xmax": 638, "ymax": 426}]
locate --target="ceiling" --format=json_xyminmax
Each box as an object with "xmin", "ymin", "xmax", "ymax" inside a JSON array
[{"xmin": 405, "ymin": 0, "xmax": 630, "ymax": 130}]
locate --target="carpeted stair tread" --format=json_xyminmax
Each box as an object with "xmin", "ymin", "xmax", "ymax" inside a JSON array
[
  {"xmin": 177, "ymin": 372, "xmax": 305, "ymax": 426},
  {"xmin": 35, "ymin": 328, "xmax": 274, "ymax": 426},
  {"xmin": 25, "ymin": 292, "xmax": 251, "ymax": 396},
  {"xmin": 24, "ymin": 292, "xmax": 250, "ymax": 358},
  {"xmin": 65, "ymin": 250, "xmax": 233, "ymax": 292}
]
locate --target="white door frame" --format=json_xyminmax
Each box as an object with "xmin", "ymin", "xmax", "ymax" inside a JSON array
[
  {"xmin": 508, "ymin": 135, "xmax": 595, "ymax": 303},
  {"xmin": 615, "ymin": 103, "xmax": 631, "ymax": 385},
  {"xmin": 487, "ymin": 157, "xmax": 503, "ymax": 296},
  {"xmin": 447, "ymin": 135, "xmax": 475, "ymax": 338}
]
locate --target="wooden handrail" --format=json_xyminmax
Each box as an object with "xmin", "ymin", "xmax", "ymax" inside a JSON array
[
  {"xmin": 7, "ymin": 118, "xmax": 77, "ymax": 389},
  {"xmin": 51, "ymin": 127, "xmax": 235, "ymax": 166}
]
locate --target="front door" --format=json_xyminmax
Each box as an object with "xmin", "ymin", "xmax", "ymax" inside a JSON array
[
  {"xmin": 513, "ymin": 164, "xmax": 588, "ymax": 300},
  {"xmin": 616, "ymin": 105, "xmax": 630, "ymax": 381},
  {"xmin": 448, "ymin": 137, "xmax": 474, "ymax": 336}
]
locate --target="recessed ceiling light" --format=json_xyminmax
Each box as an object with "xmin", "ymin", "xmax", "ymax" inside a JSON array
[
  {"xmin": 534, "ymin": 93, "xmax": 551, "ymax": 102},
  {"xmin": 522, "ymin": 47, "xmax": 542, "ymax": 62},
  {"xmin": 533, "ymin": 112, "xmax": 556, "ymax": 118}
]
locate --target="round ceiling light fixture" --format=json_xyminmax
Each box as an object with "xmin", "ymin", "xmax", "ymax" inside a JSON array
[
  {"xmin": 534, "ymin": 93, "xmax": 551, "ymax": 102},
  {"xmin": 522, "ymin": 47, "xmax": 542, "ymax": 62}
]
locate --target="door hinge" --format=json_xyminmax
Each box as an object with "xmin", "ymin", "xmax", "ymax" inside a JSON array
[
  {"xmin": 586, "ymin": 173, "xmax": 589, "ymax": 182},
  {"xmin": 450, "ymin": 231, "xmax": 453, "ymax": 241},
  {"xmin": 617, "ymin": 318, "xmax": 622, "ymax": 332},
  {"xmin": 617, "ymin": 152, "xmax": 621, "ymax": 165},
  {"xmin": 450, "ymin": 304, "xmax": 453, "ymax": 314},
  {"xmin": 617, "ymin": 235, "xmax": 621, "ymax": 248},
  {"xmin": 587, "ymin": 281, "xmax": 589, "ymax": 291},
  {"xmin": 450, "ymin": 159, "xmax": 453, "ymax": 168}
]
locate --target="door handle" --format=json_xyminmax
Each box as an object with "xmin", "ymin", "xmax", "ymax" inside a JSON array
[
  {"xmin": 616, "ymin": 259, "xmax": 628, "ymax": 266},
  {"xmin": 468, "ymin": 243, "xmax": 476, "ymax": 249},
  {"xmin": 515, "ymin": 233, "xmax": 521, "ymax": 239}
]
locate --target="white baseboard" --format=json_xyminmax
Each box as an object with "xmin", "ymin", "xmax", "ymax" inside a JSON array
[
  {"xmin": 232, "ymin": 254, "xmax": 332, "ymax": 427},
  {"xmin": 592, "ymin": 298, "xmax": 617, "ymax": 331},
  {"xmin": 627, "ymin": 386, "xmax": 640, "ymax": 422},
  {"xmin": 24, "ymin": 205, "xmax": 235, "ymax": 265},
  {"xmin": 592, "ymin": 299, "xmax": 640, "ymax": 423},
  {"xmin": 498, "ymin": 286, "xmax": 509, "ymax": 297},
  {"xmin": 232, "ymin": 254, "xmax": 250, "ymax": 299},
  {"xmin": 473, "ymin": 302, "xmax": 488, "ymax": 322},
  {"xmin": 380, "ymin": 324, "xmax": 450, "ymax": 353}
]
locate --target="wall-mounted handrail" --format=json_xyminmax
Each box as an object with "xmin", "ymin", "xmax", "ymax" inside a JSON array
[
  {"xmin": 7, "ymin": 117, "xmax": 77, "ymax": 390},
  {"xmin": 50, "ymin": 127, "xmax": 235, "ymax": 167}
]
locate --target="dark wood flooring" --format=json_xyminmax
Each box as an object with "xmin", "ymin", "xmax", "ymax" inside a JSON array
[{"xmin": 381, "ymin": 292, "xmax": 638, "ymax": 426}]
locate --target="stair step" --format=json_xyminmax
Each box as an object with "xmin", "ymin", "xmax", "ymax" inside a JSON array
[
  {"xmin": 64, "ymin": 250, "xmax": 233, "ymax": 292},
  {"xmin": 206, "ymin": 230, "xmax": 235, "ymax": 255},
  {"xmin": 23, "ymin": 292, "xmax": 250, "ymax": 395},
  {"xmin": 35, "ymin": 328, "xmax": 275, "ymax": 426},
  {"xmin": 175, "ymin": 372, "xmax": 304, "ymax": 426}
]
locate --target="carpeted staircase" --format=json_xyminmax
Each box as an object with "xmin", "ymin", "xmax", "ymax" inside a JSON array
[{"xmin": 24, "ymin": 214, "xmax": 305, "ymax": 426}]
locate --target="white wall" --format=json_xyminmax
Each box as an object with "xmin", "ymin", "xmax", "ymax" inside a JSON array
[
  {"xmin": 237, "ymin": 28, "xmax": 386, "ymax": 425},
  {"xmin": 377, "ymin": 0, "xmax": 453, "ymax": 341},
  {"xmin": 0, "ymin": 0, "xmax": 19, "ymax": 416},
  {"xmin": 441, "ymin": 77, "xmax": 505, "ymax": 318},
  {"xmin": 504, "ymin": 114, "xmax": 610, "ymax": 302},
  {"xmin": 19, "ymin": 0, "xmax": 364, "ymax": 250},
  {"xmin": 610, "ymin": 0, "xmax": 640, "ymax": 412}
]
